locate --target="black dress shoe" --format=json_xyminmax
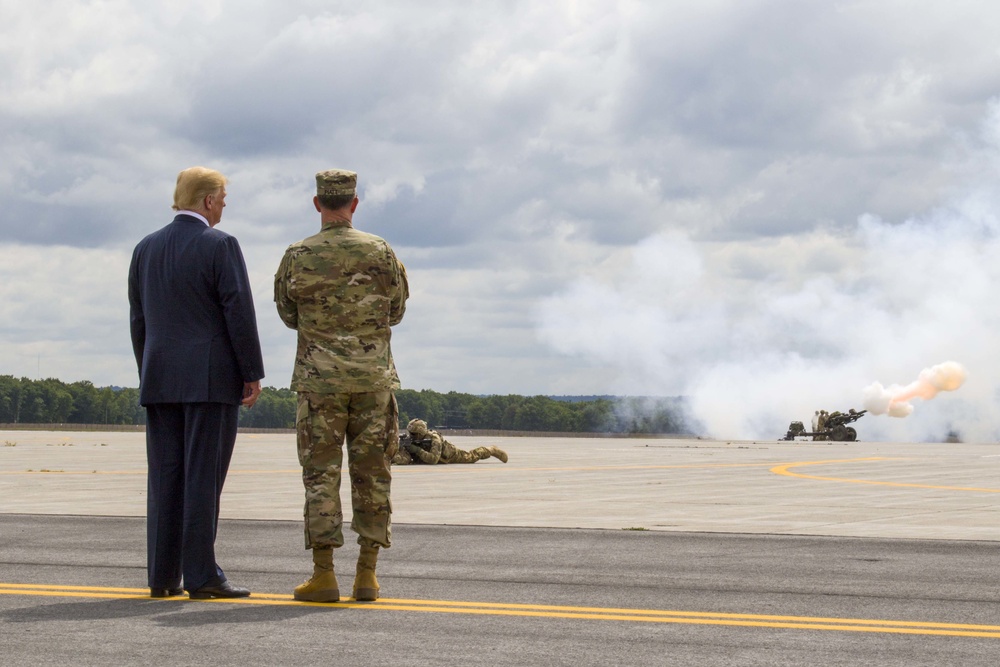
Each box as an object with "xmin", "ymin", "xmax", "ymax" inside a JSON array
[
  {"xmin": 188, "ymin": 581, "xmax": 251, "ymax": 599},
  {"xmin": 150, "ymin": 587, "xmax": 184, "ymax": 598}
]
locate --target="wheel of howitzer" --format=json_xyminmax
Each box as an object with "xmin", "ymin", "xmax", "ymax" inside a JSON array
[
  {"xmin": 844, "ymin": 427, "xmax": 857, "ymax": 441},
  {"xmin": 829, "ymin": 426, "xmax": 849, "ymax": 441}
]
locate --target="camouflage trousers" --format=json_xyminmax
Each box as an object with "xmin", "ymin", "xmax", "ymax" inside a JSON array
[
  {"xmin": 296, "ymin": 391, "xmax": 398, "ymax": 550},
  {"xmin": 442, "ymin": 446, "xmax": 492, "ymax": 464}
]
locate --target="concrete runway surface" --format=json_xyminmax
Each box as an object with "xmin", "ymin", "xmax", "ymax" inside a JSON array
[{"xmin": 2, "ymin": 430, "xmax": 1000, "ymax": 665}]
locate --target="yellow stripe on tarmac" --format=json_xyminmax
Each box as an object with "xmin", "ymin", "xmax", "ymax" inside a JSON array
[
  {"xmin": 0, "ymin": 470, "xmax": 302, "ymax": 476},
  {"xmin": 0, "ymin": 463, "xmax": 775, "ymax": 476},
  {"xmin": 3, "ymin": 583, "xmax": 1000, "ymax": 638},
  {"xmin": 771, "ymin": 458, "xmax": 1000, "ymax": 493},
  {"xmin": 498, "ymin": 463, "xmax": 775, "ymax": 472},
  {"xmin": 0, "ymin": 470, "xmax": 144, "ymax": 475}
]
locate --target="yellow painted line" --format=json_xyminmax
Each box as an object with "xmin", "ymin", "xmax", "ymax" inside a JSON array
[
  {"xmin": 0, "ymin": 463, "xmax": 777, "ymax": 476},
  {"xmin": 2, "ymin": 583, "xmax": 1000, "ymax": 638},
  {"xmin": 0, "ymin": 583, "xmax": 152, "ymax": 594},
  {"xmin": 0, "ymin": 470, "xmax": 301, "ymax": 476},
  {"xmin": 0, "ymin": 590, "xmax": 150, "ymax": 599},
  {"xmin": 490, "ymin": 463, "xmax": 775, "ymax": 472},
  {"xmin": 413, "ymin": 462, "xmax": 782, "ymax": 473},
  {"xmin": 0, "ymin": 471, "xmax": 144, "ymax": 475},
  {"xmin": 771, "ymin": 458, "xmax": 1000, "ymax": 493}
]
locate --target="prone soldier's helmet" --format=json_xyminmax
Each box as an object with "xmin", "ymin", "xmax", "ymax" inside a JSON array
[{"xmin": 407, "ymin": 419, "xmax": 428, "ymax": 437}]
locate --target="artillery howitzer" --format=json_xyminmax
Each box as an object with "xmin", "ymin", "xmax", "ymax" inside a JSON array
[{"xmin": 782, "ymin": 409, "xmax": 867, "ymax": 442}]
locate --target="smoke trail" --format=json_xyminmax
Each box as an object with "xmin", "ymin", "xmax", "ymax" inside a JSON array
[{"xmin": 862, "ymin": 361, "xmax": 967, "ymax": 418}]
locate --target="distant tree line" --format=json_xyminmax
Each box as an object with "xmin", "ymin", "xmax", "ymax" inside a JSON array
[
  {"xmin": 0, "ymin": 375, "xmax": 690, "ymax": 434},
  {"xmin": 0, "ymin": 376, "xmax": 144, "ymax": 425},
  {"xmin": 394, "ymin": 390, "xmax": 687, "ymax": 434}
]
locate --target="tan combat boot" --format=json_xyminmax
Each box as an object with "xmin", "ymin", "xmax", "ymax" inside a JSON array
[
  {"xmin": 353, "ymin": 545, "xmax": 380, "ymax": 601},
  {"xmin": 293, "ymin": 547, "xmax": 339, "ymax": 602},
  {"xmin": 489, "ymin": 446, "xmax": 508, "ymax": 463},
  {"xmin": 470, "ymin": 447, "xmax": 493, "ymax": 461}
]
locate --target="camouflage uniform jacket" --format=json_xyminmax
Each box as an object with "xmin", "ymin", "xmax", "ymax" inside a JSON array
[
  {"xmin": 274, "ymin": 221, "xmax": 408, "ymax": 393},
  {"xmin": 404, "ymin": 430, "xmax": 456, "ymax": 464}
]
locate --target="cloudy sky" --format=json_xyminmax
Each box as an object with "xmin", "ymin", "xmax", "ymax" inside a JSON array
[{"xmin": 3, "ymin": 0, "xmax": 1000, "ymax": 440}]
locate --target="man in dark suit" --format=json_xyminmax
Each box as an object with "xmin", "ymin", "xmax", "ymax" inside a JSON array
[{"xmin": 128, "ymin": 166, "xmax": 265, "ymax": 599}]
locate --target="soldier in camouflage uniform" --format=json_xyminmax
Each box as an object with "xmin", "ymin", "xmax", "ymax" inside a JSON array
[
  {"xmin": 274, "ymin": 169, "xmax": 408, "ymax": 603},
  {"xmin": 814, "ymin": 410, "xmax": 829, "ymax": 441},
  {"xmin": 393, "ymin": 419, "xmax": 508, "ymax": 465}
]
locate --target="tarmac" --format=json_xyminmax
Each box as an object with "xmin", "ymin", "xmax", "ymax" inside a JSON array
[
  {"xmin": 2, "ymin": 430, "xmax": 1000, "ymax": 665},
  {"xmin": 2, "ymin": 430, "xmax": 999, "ymax": 540}
]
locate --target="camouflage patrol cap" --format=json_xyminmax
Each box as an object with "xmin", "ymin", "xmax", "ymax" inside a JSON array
[
  {"xmin": 316, "ymin": 169, "xmax": 357, "ymax": 197},
  {"xmin": 407, "ymin": 419, "xmax": 428, "ymax": 435}
]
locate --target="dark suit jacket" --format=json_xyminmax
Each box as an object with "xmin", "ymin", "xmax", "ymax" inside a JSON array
[{"xmin": 128, "ymin": 214, "xmax": 265, "ymax": 405}]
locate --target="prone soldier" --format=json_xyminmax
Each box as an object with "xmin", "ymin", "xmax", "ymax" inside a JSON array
[{"xmin": 392, "ymin": 419, "xmax": 507, "ymax": 465}]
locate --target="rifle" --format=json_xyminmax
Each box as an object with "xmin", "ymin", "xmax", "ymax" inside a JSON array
[{"xmin": 398, "ymin": 433, "xmax": 433, "ymax": 452}]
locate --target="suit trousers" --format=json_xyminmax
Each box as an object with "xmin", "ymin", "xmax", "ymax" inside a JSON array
[{"xmin": 145, "ymin": 402, "xmax": 239, "ymax": 591}]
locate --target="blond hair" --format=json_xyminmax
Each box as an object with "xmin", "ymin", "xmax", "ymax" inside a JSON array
[{"xmin": 172, "ymin": 166, "xmax": 227, "ymax": 211}]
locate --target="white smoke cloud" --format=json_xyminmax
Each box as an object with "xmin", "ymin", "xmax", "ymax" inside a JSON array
[
  {"xmin": 537, "ymin": 104, "xmax": 1000, "ymax": 442},
  {"xmin": 863, "ymin": 361, "xmax": 967, "ymax": 418}
]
